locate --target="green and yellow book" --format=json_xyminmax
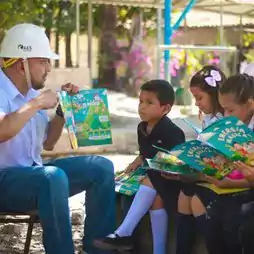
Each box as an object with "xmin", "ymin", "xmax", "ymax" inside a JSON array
[{"xmin": 58, "ymin": 89, "xmax": 112, "ymax": 149}]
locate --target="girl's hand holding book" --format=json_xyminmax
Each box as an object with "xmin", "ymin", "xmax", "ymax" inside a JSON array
[
  {"xmin": 204, "ymin": 175, "xmax": 233, "ymax": 188},
  {"xmin": 234, "ymin": 161, "xmax": 254, "ymax": 184},
  {"xmin": 204, "ymin": 174, "xmax": 250, "ymax": 189}
]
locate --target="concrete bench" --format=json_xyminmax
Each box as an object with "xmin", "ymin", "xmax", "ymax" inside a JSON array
[{"xmin": 116, "ymin": 193, "xmax": 208, "ymax": 254}]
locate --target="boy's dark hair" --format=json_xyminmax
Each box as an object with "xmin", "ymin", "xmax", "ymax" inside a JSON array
[
  {"xmin": 219, "ymin": 74, "xmax": 254, "ymax": 104},
  {"xmin": 141, "ymin": 79, "xmax": 175, "ymax": 106},
  {"xmin": 190, "ymin": 65, "xmax": 226, "ymax": 115}
]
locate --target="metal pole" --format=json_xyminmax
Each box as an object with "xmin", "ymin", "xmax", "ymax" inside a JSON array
[
  {"xmin": 88, "ymin": 0, "xmax": 93, "ymax": 84},
  {"xmin": 76, "ymin": 0, "xmax": 80, "ymax": 68},
  {"xmin": 164, "ymin": 0, "xmax": 172, "ymax": 82},
  {"xmin": 172, "ymin": 0, "xmax": 196, "ymax": 31},
  {"xmin": 159, "ymin": 44, "xmax": 236, "ymax": 51},
  {"xmin": 233, "ymin": 49, "xmax": 238, "ymax": 74},
  {"xmin": 139, "ymin": 9, "xmax": 143, "ymax": 42},
  {"xmin": 240, "ymin": 14, "xmax": 243, "ymax": 45},
  {"xmin": 219, "ymin": 1, "xmax": 224, "ymax": 46},
  {"xmin": 219, "ymin": 0, "xmax": 225, "ymax": 71},
  {"xmin": 156, "ymin": 8, "xmax": 162, "ymax": 78},
  {"xmin": 158, "ymin": 44, "xmax": 237, "ymax": 73},
  {"xmin": 163, "ymin": 0, "xmax": 196, "ymax": 82}
]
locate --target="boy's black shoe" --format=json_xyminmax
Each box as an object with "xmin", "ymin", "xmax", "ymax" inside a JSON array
[{"xmin": 93, "ymin": 233, "xmax": 133, "ymax": 251}]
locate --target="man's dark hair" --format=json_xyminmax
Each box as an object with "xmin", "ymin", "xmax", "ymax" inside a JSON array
[{"xmin": 141, "ymin": 79, "xmax": 175, "ymax": 106}]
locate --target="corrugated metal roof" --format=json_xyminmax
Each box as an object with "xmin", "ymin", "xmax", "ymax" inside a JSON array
[
  {"xmin": 83, "ymin": 0, "xmax": 254, "ymax": 18},
  {"xmin": 173, "ymin": 10, "xmax": 254, "ymax": 27},
  {"xmin": 182, "ymin": 0, "xmax": 254, "ymax": 18}
]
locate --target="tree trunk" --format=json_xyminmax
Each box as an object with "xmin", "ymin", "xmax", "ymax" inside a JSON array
[
  {"xmin": 0, "ymin": 29, "xmax": 4, "ymax": 43},
  {"xmin": 54, "ymin": 30, "xmax": 60, "ymax": 68},
  {"xmin": 65, "ymin": 32, "xmax": 73, "ymax": 68},
  {"xmin": 97, "ymin": 6, "xmax": 119, "ymax": 90},
  {"xmin": 45, "ymin": 27, "xmax": 51, "ymax": 41},
  {"xmin": 54, "ymin": 2, "xmax": 63, "ymax": 68}
]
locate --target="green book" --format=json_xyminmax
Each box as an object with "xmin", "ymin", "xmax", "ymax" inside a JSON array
[
  {"xmin": 198, "ymin": 116, "xmax": 254, "ymax": 165},
  {"xmin": 146, "ymin": 116, "xmax": 254, "ymax": 194},
  {"xmin": 145, "ymin": 151, "xmax": 196, "ymax": 176},
  {"xmin": 58, "ymin": 89, "xmax": 112, "ymax": 149},
  {"xmin": 170, "ymin": 140, "xmax": 235, "ymax": 180},
  {"xmin": 115, "ymin": 167, "xmax": 147, "ymax": 196}
]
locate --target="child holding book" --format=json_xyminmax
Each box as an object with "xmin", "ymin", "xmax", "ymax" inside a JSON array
[
  {"xmin": 94, "ymin": 80, "xmax": 185, "ymax": 254},
  {"xmin": 190, "ymin": 74, "xmax": 254, "ymax": 254},
  {"xmin": 173, "ymin": 65, "xmax": 226, "ymax": 254}
]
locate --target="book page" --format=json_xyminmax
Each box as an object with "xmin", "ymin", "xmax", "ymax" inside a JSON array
[
  {"xmin": 70, "ymin": 89, "xmax": 112, "ymax": 147},
  {"xmin": 170, "ymin": 140, "xmax": 236, "ymax": 179},
  {"xmin": 198, "ymin": 116, "xmax": 254, "ymax": 165},
  {"xmin": 144, "ymin": 152, "xmax": 196, "ymax": 176},
  {"xmin": 58, "ymin": 91, "xmax": 78, "ymax": 150}
]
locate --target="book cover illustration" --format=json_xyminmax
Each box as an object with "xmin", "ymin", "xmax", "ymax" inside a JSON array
[
  {"xmin": 145, "ymin": 151, "xmax": 195, "ymax": 175},
  {"xmin": 170, "ymin": 140, "xmax": 236, "ymax": 179},
  {"xmin": 58, "ymin": 91, "xmax": 78, "ymax": 149},
  {"xmin": 198, "ymin": 116, "xmax": 254, "ymax": 165},
  {"xmin": 115, "ymin": 167, "xmax": 147, "ymax": 196},
  {"xmin": 58, "ymin": 89, "xmax": 112, "ymax": 148}
]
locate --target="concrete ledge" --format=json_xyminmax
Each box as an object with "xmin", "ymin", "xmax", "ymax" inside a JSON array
[
  {"xmin": 44, "ymin": 127, "xmax": 138, "ymax": 157},
  {"xmin": 49, "ymin": 114, "xmax": 200, "ymax": 156},
  {"xmin": 117, "ymin": 194, "xmax": 208, "ymax": 254}
]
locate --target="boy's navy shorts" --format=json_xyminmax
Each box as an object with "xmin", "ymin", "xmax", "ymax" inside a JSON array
[{"xmin": 147, "ymin": 170, "xmax": 182, "ymax": 212}]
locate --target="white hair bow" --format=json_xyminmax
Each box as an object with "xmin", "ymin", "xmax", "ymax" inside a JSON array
[{"xmin": 204, "ymin": 70, "xmax": 222, "ymax": 87}]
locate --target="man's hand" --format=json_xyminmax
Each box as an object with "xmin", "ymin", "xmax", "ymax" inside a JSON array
[
  {"xmin": 34, "ymin": 90, "xmax": 58, "ymax": 110},
  {"xmin": 61, "ymin": 83, "xmax": 79, "ymax": 95},
  {"xmin": 234, "ymin": 161, "xmax": 254, "ymax": 183}
]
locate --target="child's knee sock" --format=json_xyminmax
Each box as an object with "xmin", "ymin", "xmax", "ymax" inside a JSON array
[
  {"xmin": 115, "ymin": 185, "xmax": 157, "ymax": 237},
  {"xmin": 196, "ymin": 213, "xmax": 226, "ymax": 254},
  {"xmin": 176, "ymin": 213, "xmax": 196, "ymax": 254},
  {"xmin": 150, "ymin": 209, "xmax": 168, "ymax": 254}
]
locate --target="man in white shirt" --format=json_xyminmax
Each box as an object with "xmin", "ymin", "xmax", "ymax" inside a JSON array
[{"xmin": 0, "ymin": 23, "xmax": 115, "ymax": 254}]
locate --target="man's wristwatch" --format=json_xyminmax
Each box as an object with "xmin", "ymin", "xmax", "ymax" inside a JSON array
[{"xmin": 56, "ymin": 104, "xmax": 64, "ymax": 118}]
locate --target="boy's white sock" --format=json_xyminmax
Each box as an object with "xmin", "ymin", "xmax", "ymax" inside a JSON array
[
  {"xmin": 150, "ymin": 209, "xmax": 168, "ymax": 254},
  {"xmin": 115, "ymin": 185, "xmax": 157, "ymax": 237}
]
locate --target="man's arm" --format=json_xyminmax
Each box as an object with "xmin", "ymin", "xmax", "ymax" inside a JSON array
[
  {"xmin": 0, "ymin": 90, "xmax": 58, "ymax": 143},
  {"xmin": 43, "ymin": 114, "xmax": 65, "ymax": 151},
  {"xmin": 0, "ymin": 99, "xmax": 40, "ymax": 142}
]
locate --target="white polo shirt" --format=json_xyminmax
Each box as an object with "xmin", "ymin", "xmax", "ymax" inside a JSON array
[
  {"xmin": 0, "ymin": 69, "xmax": 49, "ymax": 169},
  {"xmin": 202, "ymin": 112, "xmax": 224, "ymax": 129}
]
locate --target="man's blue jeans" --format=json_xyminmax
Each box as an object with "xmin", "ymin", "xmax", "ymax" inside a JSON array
[{"xmin": 0, "ymin": 155, "xmax": 116, "ymax": 254}]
